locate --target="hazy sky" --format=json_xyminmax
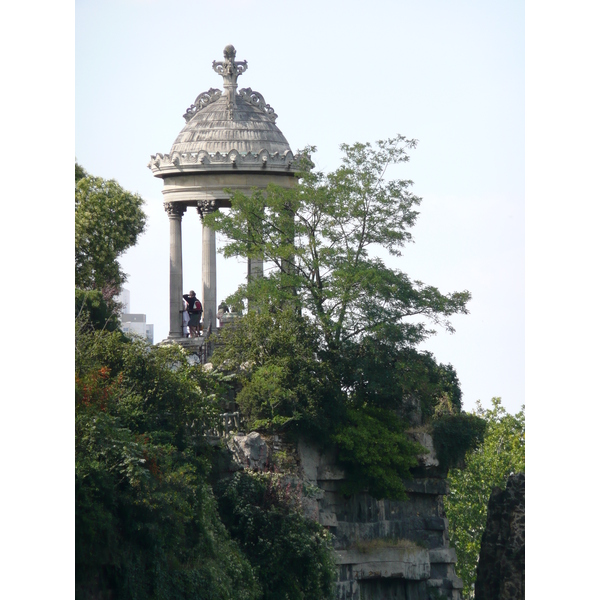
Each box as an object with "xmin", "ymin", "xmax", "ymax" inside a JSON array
[
  {"xmin": 76, "ymin": 0, "xmax": 525, "ymax": 415},
  {"xmin": 3, "ymin": 2, "xmax": 599, "ymax": 595}
]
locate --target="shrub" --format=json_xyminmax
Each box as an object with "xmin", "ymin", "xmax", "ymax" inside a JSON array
[
  {"xmin": 75, "ymin": 327, "xmax": 260, "ymax": 600},
  {"xmin": 212, "ymin": 309, "xmax": 344, "ymax": 440},
  {"xmin": 332, "ymin": 406, "xmax": 424, "ymax": 500},
  {"xmin": 216, "ymin": 471, "xmax": 336, "ymax": 600},
  {"xmin": 431, "ymin": 412, "xmax": 486, "ymax": 471}
]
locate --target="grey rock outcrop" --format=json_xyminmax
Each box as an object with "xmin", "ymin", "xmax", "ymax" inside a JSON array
[
  {"xmin": 299, "ymin": 436, "xmax": 462, "ymax": 600},
  {"xmin": 474, "ymin": 472, "xmax": 525, "ymax": 600},
  {"xmin": 227, "ymin": 432, "xmax": 271, "ymax": 471},
  {"xmin": 220, "ymin": 428, "xmax": 464, "ymax": 599}
]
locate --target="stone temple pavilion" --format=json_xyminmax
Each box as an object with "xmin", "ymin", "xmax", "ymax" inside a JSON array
[{"xmin": 148, "ymin": 45, "xmax": 301, "ymax": 343}]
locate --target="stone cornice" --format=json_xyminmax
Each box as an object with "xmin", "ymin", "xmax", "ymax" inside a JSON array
[{"xmin": 148, "ymin": 148, "xmax": 303, "ymax": 177}]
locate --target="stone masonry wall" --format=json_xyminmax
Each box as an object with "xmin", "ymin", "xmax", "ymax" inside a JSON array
[
  {"xmin": 226, "ymin": 430, "xmax": 464, "ymax": 600},
  {"xmin": 296, "ymin": 436, "xmax": 464, "ymax": 600}
]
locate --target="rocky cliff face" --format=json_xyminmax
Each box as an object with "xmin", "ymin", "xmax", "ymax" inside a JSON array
[
  {"xmin": 226, "ymin": 431, "xmax": 464, "ymax": 600},
  {"xmin": 474, "ymin": 472, "xmax": 525, "ymax": 600}
]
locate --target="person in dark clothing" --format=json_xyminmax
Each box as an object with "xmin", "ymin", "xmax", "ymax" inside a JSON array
[
  {"xmin": 217, "ymin": 301, "xmax": 230, "ymax": 327},
  {"xmin": 183, "ymin": 290, "xmax": 203, "ymax": 338}
]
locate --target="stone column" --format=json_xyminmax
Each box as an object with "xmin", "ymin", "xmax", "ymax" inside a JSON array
[
  {"xmin": 198, "ymin": 200, "xmax": 218, "ymax": 332},
  {"xmin": 165, "ymin": 202, "xmax": 186, "ymax": 338},
  {"xmin": 247, "ymin": 257, "xmax": 263, "ymax": 281},
  {"xmin": 247, "ymin": 207, "xmax": 264, "ymax": 311}
]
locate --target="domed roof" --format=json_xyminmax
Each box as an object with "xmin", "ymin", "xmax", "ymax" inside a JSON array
[
  {"xmin": 170, "ymin": 87, "xmax": 291, "ymax": 156},
  {"xmin": 149, "ymin": 46, "xmax": 300, "ymax": 177},
  {"xmin": 172, "ymin": 45, "xmax": 291, "ymax": 156}
]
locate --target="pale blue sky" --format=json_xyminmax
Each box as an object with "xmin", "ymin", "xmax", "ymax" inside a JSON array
[
  {"xmin": 76, "ymin": 0, "xmax": 525, "ymax": 414},
  {"xmin": 4, "ymin": 3, "xmax": 599, "ymax": 596}
]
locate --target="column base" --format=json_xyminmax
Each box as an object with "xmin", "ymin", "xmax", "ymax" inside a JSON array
[{"xmin": 158, "ymin": 335, "xmax": 207, "ymax": 348}]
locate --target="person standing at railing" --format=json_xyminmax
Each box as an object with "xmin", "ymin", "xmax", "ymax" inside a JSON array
[{"xmin": 183, "ymin": 290, "xmax": 203, "ymax": 338}]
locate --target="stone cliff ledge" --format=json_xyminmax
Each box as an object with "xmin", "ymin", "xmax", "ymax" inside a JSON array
[{"xmin": 222, "ymin": 431, "xmax": 464, "ymax": 600}]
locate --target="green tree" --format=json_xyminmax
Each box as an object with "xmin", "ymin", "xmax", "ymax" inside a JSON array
[
  {"xmin": 444, "ymin": 398, "xmax": 525, "ymax": 599},
  {"xmin": 216, "ymin": 471, "xmax": 336, "ymax": 600},
  {"xmin": 75, "ymin": 327, "xmax": 261, "ymax": 599},
  {"xmin": 340, "ymin": 341, "xmax": 464, "ymax": 416},
  {"xmin": 205, "ymin": 136, "xmax": 470, "ymax": 355},
  {"xmin": 332, "ymin": 405, "xmax": 423, "ymax": 500},
  {"xmin": 213, "ymin": 308, "xmax": 344, "ymax": 439},
  {"xmin": 75, "ymin": 288, "xmax": 122, "ymax": 333},
  {"xmin": 207, "ymin": 136, "xmax": 474, "ymax": 499},
  {"xmin": 75, "ymin": 163, "xmax": 146, "ymax": 290},
  {"xmin": 75, "ymin": 162, "xmax": 88, "ymax": 183}
]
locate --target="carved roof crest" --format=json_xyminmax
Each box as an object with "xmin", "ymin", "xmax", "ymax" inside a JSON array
[
  {"xmin": 181, "ymin": 47, "xmax": 279, "ymax": 123},
  {"xmin": 183, "ymin": 88, "xmax": 222, "ymax": 122},
  {"xmin": 238, "ymin": 88, "xmax": 278, "ymax": 122}
]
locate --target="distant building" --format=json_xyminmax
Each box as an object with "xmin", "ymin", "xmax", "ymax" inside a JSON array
[
  {"xmin": 118, "ymin": 288, "xmax": 131, "ymax": 314},
  {"xmin": 116, "ymin": 289, "xmax": 154, "ymax": 344}
]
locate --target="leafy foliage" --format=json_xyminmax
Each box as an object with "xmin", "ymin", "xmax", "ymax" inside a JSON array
[
  {"xmin": 444, "ymin": 398, "xmax": 525, "ymax": 599},
  {"xmin": 216, "ymin": 471, "xmax": 336, "ymax": 600},
  {"xmin": 205, "ymin": 135, "xmax": 470, "ymax": 352},
  {"xmin": 207, "ymin": 136, "xmax": 471, "ymax": 499},
  {"xmin": 211, "ymin": 308, "xmax": 344, "ymax": 439},
  {"xmin": 75, "ymin": 162, "xmax": 88, "ymax": 182},
  {"xmin": 332, "ymin": 406, "xmax": 423, "ymax": 500},
  {"xmin": 74, "ymin": 162, "xmax": 339, "ymax": 599},
  {"xmin": 75, "ymin": 326, "xmax": 261, "ymax": 600},
  {"xmin": 75, "ymin": 163, "xmax": 146, "ymax": 290},
  {"xmin": 339, "ymin": 341, "xmax": 463, "ymax": 416},
  {"xmin": 75, "ymin": 288, "xmax": 122, "ymax": 333},
  {"xmin": 432, "ymin": 411, "xmax": 486, "ymax": 471}
]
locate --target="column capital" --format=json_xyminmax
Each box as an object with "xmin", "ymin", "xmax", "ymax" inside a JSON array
[
  {"xmin": 164, "ymin": 202, "xmax": 187, "ymax": 218},
  {"xmin": 197, "ymin": 199, "xmax": 218, "ymax": 220}
]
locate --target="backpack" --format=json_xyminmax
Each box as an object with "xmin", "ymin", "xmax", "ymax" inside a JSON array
[
  {"xmin": 184, "ymin": 296, "xmax": 195, "ymax": 312},
  {"xmin": 194, "ymin": 300, "xmax": 203, "ymax": 314}
]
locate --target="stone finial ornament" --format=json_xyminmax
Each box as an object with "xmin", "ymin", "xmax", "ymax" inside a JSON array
[{"xmin": 212, "ymin": 44, "xmax": 248, "ymax": 119}]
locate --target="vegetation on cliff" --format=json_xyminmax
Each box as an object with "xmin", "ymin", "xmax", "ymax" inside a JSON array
[
  {"xmin": 75, "ymin": 165, "xmax": 336, "ymax": 600},
  {"xmin": 75, "ymin": 142, "xmax": 490, "ymax": 597},
  {"xmin": 76, "ymin": 328, "xmax": 260, "ymax": 599},
  {"xmin": 216, "ymin": 471, "xmax": 336, "ymax": 600},
  {"xmin": 444, "ymin": 398, "xmax": 525, "ymax": 599},
  {"xmin": 207, "ymin": 136, "xmax": 483, "ymax": 499},
  {"xmin": 75, "ymin": 321, "xmax": 337, "ymax": 599}
]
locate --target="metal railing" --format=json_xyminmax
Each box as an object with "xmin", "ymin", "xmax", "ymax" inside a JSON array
[
  {"xmin": 178, "ymin": 309, "xmax": 215, "ymax": 364},
  {"xmin": 206, "ymin": 411, "xmax": 243, "ymax": 438},
  {"xmin": 199, "ymin": 322, "xmax": 213, "ymax": 364}
]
